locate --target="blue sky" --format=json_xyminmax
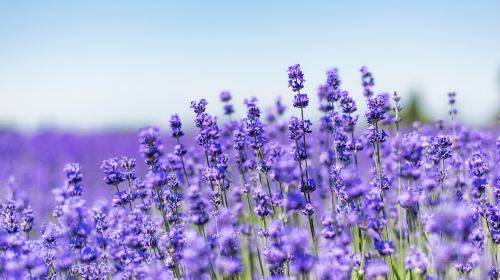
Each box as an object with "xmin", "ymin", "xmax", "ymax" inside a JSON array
[{"xmin": 1, "ymin": 1, "xmax": 499, "ymax": 130}]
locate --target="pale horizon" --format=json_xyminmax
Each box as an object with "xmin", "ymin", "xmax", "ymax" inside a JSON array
[{"xmin": 1, "ymin": 1, "xmax": 499, "ymax": 131}]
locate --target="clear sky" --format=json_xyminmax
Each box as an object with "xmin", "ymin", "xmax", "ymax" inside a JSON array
[{"xmin": 1, "ymin": 1, "xmax": 499, "ymax": 130}]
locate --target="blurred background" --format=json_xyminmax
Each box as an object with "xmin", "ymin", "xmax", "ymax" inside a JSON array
[
  {"xmin": 0, "ymin": 0, "xmax": 499, "ymax": 216},
  {"xmin": 1, "ymin": 0, "xmax": 499, "ymax": 131}
]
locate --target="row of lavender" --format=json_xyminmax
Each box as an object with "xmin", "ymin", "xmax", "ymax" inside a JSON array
[
  {"xmin": 0, "ymin": 130, "xmax": 154, "ymax": 219},
  {"xmin": 1, "ymin": 65, "xmax": 499, "ymax": 279}
]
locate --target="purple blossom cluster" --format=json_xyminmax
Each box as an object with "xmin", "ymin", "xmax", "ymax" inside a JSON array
[{"xmin": 1, "ymin": 65, "xmax": 499, "ymax": 279}]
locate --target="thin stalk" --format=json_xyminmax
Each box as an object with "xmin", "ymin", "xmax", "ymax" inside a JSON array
[
  {"xmin": 299, "ymin": 107, "xmax": 310, "ymax": 182},
  {"xmin": 247, "ymin": 235, "xmax": 256, "ymax": 278},
  {"xmin": 126, "ymin": 178, "xmax": 134, "ymax": 210},
  {"xmin": 176, "ymin": 137, "xmax": 189, "ymax": 185},
  {"xmin": 262, "ymin": 217, "xmax": 268, "ymax": 247},
  {"xmin": 308, "ymin": 216, "xmax": 317, "ymax": 255},
  {"xmin": 254, "ymin": 231, "xmax": 265, "ymax": 277},
  {"xmin": 253, "ymin": 134, "xmax": 273, "ymax": 200},
  {"xmin": 295, "ymin": 139, "xmax": 308, "ymax": 203},
  {"xmin": 374, "ymin": 122, "xmax": 383, "ymax": 181},
  {"xmin": 440, "ymin": 158, "xmax": 445, "ymax": 211},
  {"xmin": 155, "ymin": 187, "xmax": 170, "ymax": 231},
  {"xmin": 330, "ymin": 187, "xmax": 336, "ymax": 213},
  {"xmin": 100, "ymin": 231, "xmax": 107, "ymax": 262},
  {"xmin": 205, "ymin": 152, "xmax": 216, "ymax": 193},
  {"xmin": 350, "ymin": 130, "xmax": 359, "ymax": 171},
  {"xmin": 330, "ymin": 101, "xmax": 340, "ymax": 166}
]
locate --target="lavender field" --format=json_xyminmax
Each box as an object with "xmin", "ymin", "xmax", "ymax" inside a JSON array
[{"xmin": 1, "ymin": 65, "xmax": 499, "ymax": 279}]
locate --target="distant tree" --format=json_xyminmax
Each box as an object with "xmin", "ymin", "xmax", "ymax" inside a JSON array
[{"xmin": 399, "ymin": 91, "xmax": 433, "ymax": 125}]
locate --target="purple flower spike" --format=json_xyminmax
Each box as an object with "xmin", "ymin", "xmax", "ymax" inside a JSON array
[{"xmin": 287, "ymin": 64, "xmax": 305, "ymax": 92}]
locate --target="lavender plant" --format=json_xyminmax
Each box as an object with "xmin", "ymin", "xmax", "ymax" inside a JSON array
[{"xmin": 0, "ymin": 65, "xmax": 499, "ymax": 280}]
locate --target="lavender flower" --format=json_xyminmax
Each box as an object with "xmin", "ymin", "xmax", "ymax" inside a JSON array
[
  {"xmin": 264, "ymin": 221, "xmax": 287, "ymax": 276},
  {"xmin": 360, "ymin": 66, "xmax": 375, "ymax": 97},
  {"xmin": 139, "ymin": 126, "xmax": 164, "ymax": 169},
  {"xmin": 288, "ymin": 64, "xmax": 305, "ymax": 92},
  {"xmin": 365, "ymin": 261, "xmax": 388, "ymax": 279},
  {"xmin": 216, "ymin": 227, "xmax": 243, "ymax": 277},
  {"xmin": 325, "ymin": 68, "xmax": 342, "ymax": 102},
  {"xmin": 187, "ymin": 185, "xmax": 210, "ymax": 226},
  {"xmin": 63, "ymin": 163, "xmax": 85, "ymax": 196},
  {"xmin": 183, "ymin": 230, "xmax": 211, "ymax": 279},
  {"xmin": 365, "ymin": 95, "xmax": 386, "ymax": 124},
  {"xmin": 220, "ymin": 91, "xmax": 232, "ymax": 103},
  {"xmin": 2, "ymin": 64, "xmax": 499, "ymax": 280},
  {"xmin": 21, "ymin": 206, "xmax": 34, "ymax": 234},
  {"xmin": 283, "ymin": 229, "xmax": 315, "ymax": 274},
  {"xmin": 293, "ymin": 93, "xmax": 309, "ymax": 108},
  {"xmin": 340, "ymin": 91, "xmax": 357, "ymax": 115},
  {"xmin": 101, "ymin": 158, "xmax": 125, "ymax": 186},
  {"xmin": 374, "ymin": 240, "xmax": 395, "ymax": 256},
  {"xmin": 430, "ymin": 135, "xmax": 452, "ymax": 163},
  {"xmin": 190, "ymin": 99, "xmax": 208, "ymax": 114},
  {"xmin": 288, "ymin": 117, "xmax": 312, "ymax": 140},
  {"xmin": 169, "ymin": 114, "xmax": 184, "ymax": 138},
  {"xmin": 276, "ymin": 97, "xmax": 286, "ymax": 116},
  {"xmin": 405, "ymin": 247, "xmax": 429, "ymax": 275},
  {"xmin": 253, "ymin": 188, "xmax": 272, "ymax": 217}
]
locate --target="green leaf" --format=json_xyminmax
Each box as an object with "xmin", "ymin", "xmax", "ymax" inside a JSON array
[{"xmin": 391, "ymin": 262, "xmax": 403, "ymax": 280}]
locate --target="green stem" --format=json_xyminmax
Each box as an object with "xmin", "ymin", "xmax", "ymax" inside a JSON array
[{"xmin": 176, "ymin": 137, "xmax": 190, "ymax": 185}]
